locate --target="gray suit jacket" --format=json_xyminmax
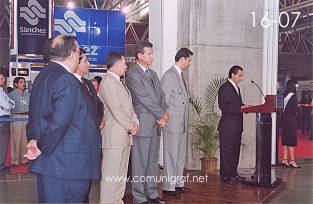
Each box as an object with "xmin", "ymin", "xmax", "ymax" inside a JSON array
[
  {"xmin": 161, "ymin": 66, "xmax": 189, "ymax": 133},
  {"xmin": 126, "ymin": 63, "xmax": 168, "ymax": 137}
]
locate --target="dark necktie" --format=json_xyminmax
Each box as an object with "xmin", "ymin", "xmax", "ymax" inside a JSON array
[
  {"xmin": 181, "ymin": 72, "xmax": 187, "ymax": 91},
  {"xmin": 81, "ymin": 77, "xmax": 91, "ymax": 96},
  {"xmin": 145, "ymin": 69, "xmax": 154, "ymax": 84},
  {"xmin": 145, "ymin": 69, "xmax": 157, "ymax": 93}
]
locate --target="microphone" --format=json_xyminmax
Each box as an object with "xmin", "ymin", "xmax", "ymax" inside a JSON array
[{"xmin": 251, "ymin": 80, "xmax": 266, "ymax": 100}]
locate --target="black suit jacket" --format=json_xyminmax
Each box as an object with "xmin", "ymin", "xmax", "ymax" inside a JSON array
[
  {"xmin": 217, "ymin": 80, "xmax": 244, "ymax": 133},
  {"xmin": 82, "ymin": 78, "xmax": 104, "ymax": 126},
  {"xmin": 282, "ymin": 93, "xmax": 297, "ymax": 127}
]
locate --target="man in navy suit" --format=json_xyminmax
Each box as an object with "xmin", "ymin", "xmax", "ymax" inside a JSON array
[
  {"xmin": 25, "ymin": 35, "xmax": 101, "ymax": 203},
  {"xmin": 217, "ymin": 65, "xmax": 249, "ymax": 183}
]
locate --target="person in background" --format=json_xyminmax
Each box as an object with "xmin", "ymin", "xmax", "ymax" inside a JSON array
[
  {"xmin": 0, "ymin": 69, "xmax": 15, "ymax": 171},
  {"xmin": 281, "ymin": 80, "xmax": 300, "ymax": 168},
  {"xmin": 300, "ymin": 93, "xmax": 312, "ymax": 137},
  {"xmin": 99, "ymin": 51, "xmax": 139, "ymax": 204},
  {"xmin": 8, "ymin": 77, "xmax": 29, "ymax": 166},
  {"xmin": 92, "ymin": 76, "xmax": 102, "ymax": 93}
]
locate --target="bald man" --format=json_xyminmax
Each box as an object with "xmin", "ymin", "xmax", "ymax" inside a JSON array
[{"xmin": 25, "ymin": 35, "xmax": 101, "ymax": 203}]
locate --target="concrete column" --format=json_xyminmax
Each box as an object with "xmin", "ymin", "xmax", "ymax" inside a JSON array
[
  {"xmin": 178, "ymin": 0, "xmax": 265, "ymax": 170},
  {"xmin": 261, "ymin": 0, "xmax": 279, "ymax": 165}
]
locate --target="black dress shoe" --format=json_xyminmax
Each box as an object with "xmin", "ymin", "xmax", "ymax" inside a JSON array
[
  {"xmin": 175, "ymin": 187, "xmax": 191, "ymax": 193},
  {"xmin": 148, "ymin": 197, "xmax": 167, "ymax": 204},
  {"xmin": 163, "ymin": 190, "xmax": 180, "ymax": 197},
  {"xmin": 235, "ymin": 175, "xmax": 245, "ymax": 181}
]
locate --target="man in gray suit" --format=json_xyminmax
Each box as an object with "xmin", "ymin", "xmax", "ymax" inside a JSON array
[
  {"xmin": 161, "ymin": 48, "xmax": 193, "ymax": 197},
  {"xmin": 126, "ymin": 41, "xmax": 168, "ymax": 204}
]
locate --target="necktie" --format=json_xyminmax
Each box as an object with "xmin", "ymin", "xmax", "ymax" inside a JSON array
[
  {"xmin": 81, "ymin": 77, "xmax": 91, "ymax": 96},
  {"xmin": 237, "ymin": 86, "xmax": 241, "ymax": 97},
  {"xmin": 145, "ymin": 69, "xmax": 157, "ymax": 93},
  {"xmin": 145, "ymin": 69, "xmax": 154, "ymax": 84},
  {"xmin": 181, "ymin": 72, "xmax": 187, "ymax": 91}
]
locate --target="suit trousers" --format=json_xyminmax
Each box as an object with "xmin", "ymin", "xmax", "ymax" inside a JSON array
[
  {"xmin": 100, "ymin": 146, "xmax": 131, "ymax": 204},
  {"xmin": 162, "ymin": 130, "xmax": 187, "ymax": 191},
  {"xmin": 36, "ymin": 174, "xmax": 90, "ymax": 203},
  {"xmin": 219, "ymin": 131, "xmax": 242, "ymax": 178},
  {"xmin": 131, "ymin": 135, "xmax": 160, "ymax": 204},
  {"xmin": 0, "ymin": 117, "xmax": 9, "ymax": 166},
  {"xmin": 10, "ymin": 114, "xmax": 28, "ymax": 165}
]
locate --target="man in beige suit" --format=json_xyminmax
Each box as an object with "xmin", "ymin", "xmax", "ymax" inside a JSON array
[{"xmin": 99, "ymin": 52, "xmax": 139, "ymax": 204}]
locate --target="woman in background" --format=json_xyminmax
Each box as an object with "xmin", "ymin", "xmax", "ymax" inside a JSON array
[{"xmin": 281, "ymin": 80, "xmax": 300, "ymax": 168}]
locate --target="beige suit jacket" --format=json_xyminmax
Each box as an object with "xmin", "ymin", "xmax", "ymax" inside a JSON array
[{"xmin": 99, "ymin": 72, "xmax": 139, "ymax": 148}]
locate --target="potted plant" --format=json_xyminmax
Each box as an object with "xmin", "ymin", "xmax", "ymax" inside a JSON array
[{"xmin": 189, "ymin": 77, "xmax": 226, "ymax": 174}]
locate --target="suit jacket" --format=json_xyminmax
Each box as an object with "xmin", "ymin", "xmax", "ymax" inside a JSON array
[
  {"xmin": 126, "ymin": 63, "xmax": 168, "ymax": 137},
  {"xmin": 82, "ymin": 77, "xmax": 104, "ymax": 126},
  {"xmin": 161, "ymin": 66, "xmax": 188, "ymax": 132},
  {"xmin": 282, "ymin": 93, "xmax": 298, "ymax": 127},
  {"xmin": 217, "ymin": 80, "xmax": 244, "ymax": 133},
  {"xmin": 99, "ymin": 72, "xmax": 138, "ymax": 148},
  {"xmin": 26, "ymin": 61, "xmax": 101, "ymax": 180}
]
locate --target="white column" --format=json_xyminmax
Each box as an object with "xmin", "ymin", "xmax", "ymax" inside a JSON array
[
  {"xmin": 262, "ymin": 0, "xmax": 279, "ymax": 165},
  {"xmin": 149, "ymin": 0, "xmax": 178, "ymax": 165}
]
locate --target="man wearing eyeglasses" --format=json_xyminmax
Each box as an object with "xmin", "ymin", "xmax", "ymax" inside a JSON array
[{"xmin": 74, "ymin": 48, "xmax": 104, "ymax": 128}]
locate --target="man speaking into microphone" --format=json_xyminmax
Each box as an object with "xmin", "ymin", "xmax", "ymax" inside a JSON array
[{"xmin": 217, "ymin": 65, "xmax": 250, "ymax": 183}]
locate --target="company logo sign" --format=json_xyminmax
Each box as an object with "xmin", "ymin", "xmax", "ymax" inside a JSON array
[
  {"xmin": 20, "ymin": 0, "xmax": 46, "ymax": 26},
  {"xmin": 17, "ymin": 0, "xmax": 49, "ymax": 55},
  {"xmin": 55, "ymin": 10, "xmax": 86, "ymax": 36}
]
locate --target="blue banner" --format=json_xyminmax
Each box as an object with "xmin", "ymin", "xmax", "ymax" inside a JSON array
[
  {"xmin": 17, "ymin": 0, "xmax": 49, "ymax": 55},
  {"xmin": 54, "ymin": 6, "xmax": 125, "ymax": 65}
]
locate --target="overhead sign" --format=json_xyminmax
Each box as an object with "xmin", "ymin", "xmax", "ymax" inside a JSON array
[
  {"xmin": 17, "ymin": 0, "xmax": 50, "ymax": 55},
  {"xmin": 54, "ymin": 6, "xmax": 125, "ymax": 65}
]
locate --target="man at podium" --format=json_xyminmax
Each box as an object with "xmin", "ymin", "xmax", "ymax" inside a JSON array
[{"xmin": 217, "ymin": 65, "xmax": 249, "ymax": 183}]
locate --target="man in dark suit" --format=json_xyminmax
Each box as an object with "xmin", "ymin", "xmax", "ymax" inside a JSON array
[
  {"xmin": 75, "ymin": 48, "xmax": 104, "ymax": 128},
  {"xmin": 126, "ymin": 41, "xmax": 168, "ymax": 204},
  {"xmin": 217, "ymin": 65, "xmax": 248, "ymax": 183},
  {"xmin": 25, "ymin": 35, "xmax": 101, "ymax": 203}
]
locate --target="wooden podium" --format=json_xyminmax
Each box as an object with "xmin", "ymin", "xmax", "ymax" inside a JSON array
[{"xmin": 241, "ymin": 95, "xmax": 283, "ymax": 188}]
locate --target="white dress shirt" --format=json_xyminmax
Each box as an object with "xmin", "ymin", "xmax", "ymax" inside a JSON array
[
  {"xmin": 228, "ymin": 79, "xmax": 239, "ymax": 95},
  {"xmin": 51, "ymin": 60, "xmax": 73, "ymax": 73},
  {"xmin": 0, "ymin": 87, "xmax": 15, "ymax": 116}
]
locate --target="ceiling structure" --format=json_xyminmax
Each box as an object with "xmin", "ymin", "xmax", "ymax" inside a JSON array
[
  {"xmin": 1, "ymin": 0, "xmax": 312, "ymax": 54},
  {"xmin": 279, "ymin": 0, "xmax": 313, "ymax": 55},
  {"xmin": 54, "ymin": 0, "xmax": 149, "ymax": 44}
]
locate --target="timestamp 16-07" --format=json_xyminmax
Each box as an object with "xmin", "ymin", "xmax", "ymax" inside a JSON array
[{"xmin": 251, "ymin": 11, "xmax": 301, "ymax": 28}]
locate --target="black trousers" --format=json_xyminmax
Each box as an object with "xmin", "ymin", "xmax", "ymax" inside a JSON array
[{"xmin": 219, "ymin": 131, "xmax": 242, "ymax": 178}]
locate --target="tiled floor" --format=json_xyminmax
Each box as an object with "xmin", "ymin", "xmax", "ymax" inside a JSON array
[{"xmin": 0, "ymin": 158, "xmax": 312, "ymax": 203}]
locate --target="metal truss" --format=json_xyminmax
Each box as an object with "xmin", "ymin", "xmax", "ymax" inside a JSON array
[
  {"xmin": 125, "ymin": 22, "xmax": 148, "ymax": 44},
  {"xmin": 54, "ymin": 0, "xmax": 138, "ymax": 10},
  {"xmin": 0, "ymin": 0, "xmax": 9, "ymax": 38},
  {"xmin": 279, "ymin": 0, "xmax": 313, "ymax": 54}
]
